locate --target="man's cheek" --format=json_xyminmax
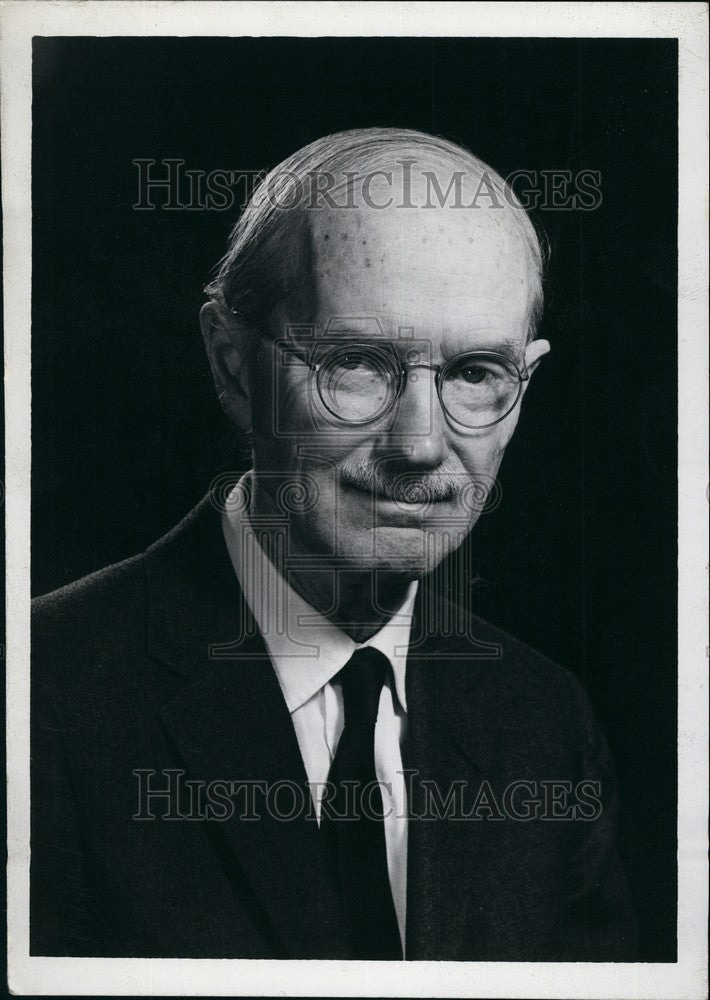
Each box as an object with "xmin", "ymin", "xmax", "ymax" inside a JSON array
[
  {"xmin": 461, "ymin": 438, "xmax": 507, "ymax": 477},
  {"xmin": 278, "ymin": 379, "xmax": 312, "ymax": 422}
]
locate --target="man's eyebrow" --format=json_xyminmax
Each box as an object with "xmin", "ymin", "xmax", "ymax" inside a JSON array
[
  {"xmin": 484, "ymin": 337, "xmax": 526, "ymax": 362},
  {"xmin": 442, "ymin": 335, "xmax": 526, "ymax": 364}
]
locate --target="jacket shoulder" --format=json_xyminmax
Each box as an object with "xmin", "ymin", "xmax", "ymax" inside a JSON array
[
  {"xmin": 427, "ymin": 592, "xmax": 575, "ymax": 683},
  {"xmin": 33, "ymin": 552, "xmax": 145, "ymax": 627},
  {"xmin": 430, "ymin": 595, "xmax": 600, "ymax": 736},
  {"xmin": 31, "ymin": 552, "xmax": 148, "ymax": 681},
  {"xmin": 470, "ymin": 610, "xmax": 576, "ymax": 684}
]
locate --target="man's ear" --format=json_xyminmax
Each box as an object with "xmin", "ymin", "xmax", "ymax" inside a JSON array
[
  {"xmin": 515, "ymin": 339, "xmax": 550, "ymax": 408},
  {"xmin": 522, "ymin": 338, "xmax": 551, "ymax": 382},
  {"xmin": 199, "ymin": 301, "xmax": 253, "ymax": 432}
]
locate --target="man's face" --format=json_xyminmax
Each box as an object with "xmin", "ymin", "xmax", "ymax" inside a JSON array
[{"xmin": 246, "ymin": 172, "xmax": 547, "ymax": 578}]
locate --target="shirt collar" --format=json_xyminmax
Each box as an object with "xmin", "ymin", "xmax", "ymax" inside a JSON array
[{"xmin": 221, "ymin": 474, "xmax": 417, "ymax": 714}]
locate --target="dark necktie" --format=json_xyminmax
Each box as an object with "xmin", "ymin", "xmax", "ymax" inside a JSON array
[{"xmin": 320, "ymin": 646, "xmax": 403, "ymax": 960}]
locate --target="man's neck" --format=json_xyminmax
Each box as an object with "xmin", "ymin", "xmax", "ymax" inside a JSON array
[{"xmin": 253, "ymin": 526, "xmax": 416, "ymax": 644}]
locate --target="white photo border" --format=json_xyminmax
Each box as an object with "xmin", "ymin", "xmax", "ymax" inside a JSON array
[{"xmin": 3, "ymin": 2, "xmax": 708, "ymax": 997}]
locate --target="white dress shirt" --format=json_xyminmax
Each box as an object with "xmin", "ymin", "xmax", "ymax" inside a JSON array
[{"xmin": 222, "ymin": 477, "xmax": 417, "ymax": 952}]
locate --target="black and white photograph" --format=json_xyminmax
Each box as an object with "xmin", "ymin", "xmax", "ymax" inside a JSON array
[{"xmin": 3, "ymin": 3, "xmax": 708, "ymax": 997}]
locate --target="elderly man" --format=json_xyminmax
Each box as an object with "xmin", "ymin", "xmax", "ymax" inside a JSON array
[{"xmin": 31, "ymin": 128, "xmax": 636, "ymax": 961}]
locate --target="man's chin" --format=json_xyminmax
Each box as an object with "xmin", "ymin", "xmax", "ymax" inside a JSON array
[{"xmin": 341, "ymin": 525, "xmax": 461, "ymax": 577}]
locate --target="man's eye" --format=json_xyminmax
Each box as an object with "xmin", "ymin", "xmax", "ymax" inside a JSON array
[
  {"xmin": 458, "ymin": 364, "xmax": 489, "ymax": 384},
  {"xmin": 329, "ymin": 348, "xmax": 391, "ymax": 377},
  {"xmin": 449, "ymin": 362, "xmax": 501, "ymax": 385},
  {"xmin": 336, "ymin": 354, "xmax": 373, "ymax": 372}
]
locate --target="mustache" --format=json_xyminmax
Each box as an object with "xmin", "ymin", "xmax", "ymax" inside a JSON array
[{"xmin": 339, "ymin": 461, "xmax": 463, "ymax": 504}]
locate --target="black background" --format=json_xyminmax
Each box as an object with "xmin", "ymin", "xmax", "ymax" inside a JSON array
[{"xmin": 31, "ymin": 36, "xmax": 677, "ymax": 961}]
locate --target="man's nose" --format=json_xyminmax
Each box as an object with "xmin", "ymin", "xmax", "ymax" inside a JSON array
[{"xmin": 379, "ymin": 367, "xmax": 449, "ymax": 467}]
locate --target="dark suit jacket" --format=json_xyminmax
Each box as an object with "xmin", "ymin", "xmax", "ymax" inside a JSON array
[{"xmin": 31, "ymin": 496, "xmax": 637, "ymax": 960}]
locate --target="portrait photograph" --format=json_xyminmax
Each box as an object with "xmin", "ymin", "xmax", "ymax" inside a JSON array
[{"xmin": 3, "ymin": 3, "xmax": 707, "ymax": 998}]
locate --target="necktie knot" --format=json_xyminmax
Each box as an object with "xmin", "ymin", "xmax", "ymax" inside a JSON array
[{"xmin": 338, "ymin": 647, "xmax": 389, "ymax": 729}]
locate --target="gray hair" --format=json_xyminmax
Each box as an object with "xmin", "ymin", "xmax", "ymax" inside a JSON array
[{"xmin": 204, "ymin": 126, "xmax": 547, "ymax": 342}]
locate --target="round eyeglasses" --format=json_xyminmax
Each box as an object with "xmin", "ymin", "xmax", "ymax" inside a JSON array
[{"xmin": 283, "ymin": 342, "xmax": 530, "ymax": 429}]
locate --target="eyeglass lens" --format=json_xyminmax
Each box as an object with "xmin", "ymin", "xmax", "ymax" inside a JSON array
[{"xmin": 316, "ymin": 344, "xmax": 521, "ymax": 428}]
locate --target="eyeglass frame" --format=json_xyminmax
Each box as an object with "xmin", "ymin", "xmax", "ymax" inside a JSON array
[{"xmin": 278, "ymin": 340, "xmax": 531, "ymax": 430}]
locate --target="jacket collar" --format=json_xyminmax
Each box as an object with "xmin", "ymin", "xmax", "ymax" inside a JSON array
[{"xmin": 144, "ymin": 493, "xmax": 265, "ymax": 676}]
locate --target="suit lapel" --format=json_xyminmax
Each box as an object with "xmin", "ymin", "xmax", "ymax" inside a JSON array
[
  {"xmin": 157, "ymin": 653, "xmax": 350, "ymax": 958},
  {"xmin": 144, "ymin": 496, "xmax": 349, "ymax": 958},
  {"xmin": 404, "ymin": 586, "xmax": 497, "ymax": 960}
]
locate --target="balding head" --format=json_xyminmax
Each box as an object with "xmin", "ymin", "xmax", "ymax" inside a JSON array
[{"xmin": 204, "ymin": 127, "xmax": 545, "ymax": 346}]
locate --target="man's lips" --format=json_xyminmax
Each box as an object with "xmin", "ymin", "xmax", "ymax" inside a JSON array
[{"xmin": 340, "ymin": 479, "xmax": 458, "ymax": 508}]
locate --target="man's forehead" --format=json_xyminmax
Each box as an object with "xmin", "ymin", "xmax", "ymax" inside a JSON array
[
  {"xmin": 305, "ymin": 196, "xmax": 533, "ymax": 338},
  {"xmin": 311, "ymin": 158, "xmax": 525, "ymax": 241},
  {"xmin": 310, "ymin": 194, "xmax": 526, "ymax": 256},
  {"xmin": 307, "ymin": 166, "xmax": 533, "ymax": 294}
]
